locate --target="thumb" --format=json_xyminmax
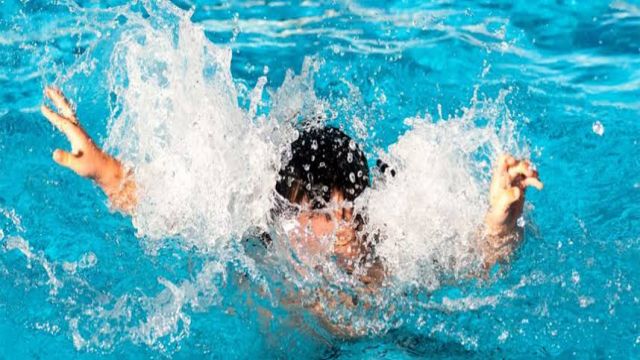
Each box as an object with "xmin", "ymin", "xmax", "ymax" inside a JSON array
[{"xmin": 52, "ymin": 149, "xmax": 77, "ymax": 170}]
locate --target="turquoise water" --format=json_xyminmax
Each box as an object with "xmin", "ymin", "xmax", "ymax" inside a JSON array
[{"xmin": 1, "ymin": 0, "xmax": 639, "ymax": 358}]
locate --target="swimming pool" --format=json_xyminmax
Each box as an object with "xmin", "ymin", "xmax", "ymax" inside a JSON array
[{"xmin": 1, "ymin": 0, "xmax": 639, "ymax": 358}]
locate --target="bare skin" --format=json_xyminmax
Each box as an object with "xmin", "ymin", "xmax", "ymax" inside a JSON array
[
  {"xmin": 41, "ymin": 87, "xmax": 136, "ymax": 212},
  {"xmin": 42, "ymin": 86, "xmax": 543, "ymax": 338},
  {"xmin": 287, "ymin": 192, "xmax": 358, "ymax": 267},
  {"xmin": 482, "ymin": 154, "xmax": 543, "ymax": 267},
  {"xmin": 41, "ymin": 86, "xmax": 542, "ymax": 267}
]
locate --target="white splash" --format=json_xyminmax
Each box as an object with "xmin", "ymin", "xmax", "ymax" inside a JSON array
[
  {"xmin": 62, "ymin": 252, "xmax": 98, "ymax": 274},
  {"xmin": 99, "ymin": 2, "xmax": 524, "ymax": 294},
  {"xmin": 104, "ymin": 4, "xmax": 287, "ymax": 250},
  {"xmin": 0, "ymin": 207, "xmax": 63, "ymax": 296},
  {"xmin": 38, "ymin": 0, "xmax": 533, "ymax": 350},
  {"xmin": 360, "ymin": 91, "xmax": 520, "ymax": 290},
  {"xmin": 3, "ymin": 235, "xmax": 63, "ymax": 296}
]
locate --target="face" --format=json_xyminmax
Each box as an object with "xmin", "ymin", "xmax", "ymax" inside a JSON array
[{"xmin": 286, "ymin": 190, "xmax": 359, "ymax": 264}]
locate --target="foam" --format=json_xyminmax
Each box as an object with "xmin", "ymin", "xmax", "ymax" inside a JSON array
[
  {"xmin": 100, "ymin": 3, "xmax": 524, "ymax": 291},
  {"xmin": 104, "ymin": 3, "xmax": 286, "ymax": 251}
]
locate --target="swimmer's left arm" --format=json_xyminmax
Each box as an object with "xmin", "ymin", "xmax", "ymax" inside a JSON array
[
  {"xmin": 481, "ymin": 154, "xmax": 543, "ymax": 268},
  {"xmin": 40, "ymin": 87, "xmax": 137, "ymax": 212}
]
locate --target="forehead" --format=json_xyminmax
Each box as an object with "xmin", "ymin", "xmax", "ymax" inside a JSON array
[
  {"xmin": 299, "ymin": 189, "xmax": 348, "ymax": 206},
  {"xmin": 298, "ymin": 191, "xmax": 355, "ymax": 220}
]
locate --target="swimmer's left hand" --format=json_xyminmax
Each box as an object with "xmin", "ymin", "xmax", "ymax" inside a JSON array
[
  {"xmin": 485, "ymin": 154, "xmax": 543, "ymax": 237},
  {"xmin": 481, "ymin": 154, "xmax": 542, "ymax": 267}
]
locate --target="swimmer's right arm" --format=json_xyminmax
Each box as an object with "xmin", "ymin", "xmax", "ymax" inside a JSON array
[{"xmin": 40, "ymin": 87, "xmax": 137, "ymax": 212}]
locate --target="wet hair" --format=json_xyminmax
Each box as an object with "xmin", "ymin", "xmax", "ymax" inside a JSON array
[{"xmin": 276, "ymin": 126, "xmax": 370, "ymax": 208}]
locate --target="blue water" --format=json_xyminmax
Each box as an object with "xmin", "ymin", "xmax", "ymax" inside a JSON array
[{"xmin": 1, "ymin": 0, "xmax": 640, "ymax": 358}]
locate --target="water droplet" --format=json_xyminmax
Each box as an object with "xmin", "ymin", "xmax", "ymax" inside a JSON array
[
  {"xmin": 516, "ymin": 216, "xmax": 525, "ymax": 228},
  {"xmin": 311, "ymin": 140, "xmax": 318, "ymax": 150},
  {"xmin": 571, "ymin": 270, "xmax": 580, "ymax": 284},
  {"xmin": 592, "ymin": 121, "xmax": 604, "ymax": 136},
  {"xmin": 303, "ymin": 164, "xmax": 310, "ymax": 171},
  {"xmin": 347, "ymin": 152, "xmax": 353, "ymax": 163},
  {"xmin": 349, "ymin": 172, "xmax": 356, "ymax": 183},
  {"xmin": 578, "ymin": 296, "xmax": 595, "ymax": 308},
  {"xmin": 348, "ymin": 140, "xmax": 356, "ymax": 151},
  {"xmin": 498, "ymin": 330, "xmax": 509, "ymax": 343}
]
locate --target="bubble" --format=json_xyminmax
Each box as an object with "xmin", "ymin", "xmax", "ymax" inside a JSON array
[
  {"xmin": 578, "ymin": 296, "xmax": 595, "ymax": 308},
  {"xmin": 498, "ymin": 330, "xmax": 509, "ymax": 343},
  {"xmin": 571, "ymin": 270, "xmax": 580, "ymax": 284},
  {"xmin": 592, "ymin": 121, "xmax": 604, "ymax": 136},
  {"xmin": 347, "ymin": 152, "xmax": 353, "ymax": 163}
]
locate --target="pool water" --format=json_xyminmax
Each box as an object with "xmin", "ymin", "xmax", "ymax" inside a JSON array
[{"xmin": 1, "ymin": 0, "xmax": 639, "ymax": 358}]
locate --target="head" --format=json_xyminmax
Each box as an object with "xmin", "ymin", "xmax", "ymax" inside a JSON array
[{"xmin": 275, "ymin": 126, "xmax": 370, "ymax": 257}]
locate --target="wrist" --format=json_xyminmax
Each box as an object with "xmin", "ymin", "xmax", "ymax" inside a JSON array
[
  {"xmin": 93, "ymin": 154, "xmax": 137, "ymax": 212},
  {"xmin": 94, "ymin": 154, "xmax": 125, "ymax": 194},
  {"xmin": 484, "ymin": 211, "xmax": 515, "ymax": 237}
]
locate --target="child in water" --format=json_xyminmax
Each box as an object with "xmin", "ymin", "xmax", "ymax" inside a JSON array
[{"xmin": 40, "ymin": 86, "xmax": 543, "ymax": 327}]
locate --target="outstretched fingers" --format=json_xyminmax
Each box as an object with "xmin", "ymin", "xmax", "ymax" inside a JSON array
[
  {"xmin": 45, "ymin": 86, "xmax": 77, "ymax": 122},
  {"xmin": 41, "ymin": 104, "xmax": 88, "ymax": 151},
  {"xmin": 41, "ymin": 104, "xmax": 73, "ymax": 133}
]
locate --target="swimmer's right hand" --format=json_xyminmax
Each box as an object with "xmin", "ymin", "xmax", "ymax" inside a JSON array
[{"xmin": 41, "ymin": 86, "xmax": 136, "ymax": 211}]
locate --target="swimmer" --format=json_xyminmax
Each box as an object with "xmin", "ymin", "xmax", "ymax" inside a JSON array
[{"xmin": 40, "ymin": 86, "xmax": 543, "ymax": 318}]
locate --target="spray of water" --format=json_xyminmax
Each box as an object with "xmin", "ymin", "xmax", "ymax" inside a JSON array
[
  {"xmin": 1, "ymin": 0, "xmax": 531, "ymax": 352},
  {"xmin": 361, "ymin": 89, "xmax": 519, "ymax": 291},
  {"xmin": 103, "ymin": 3, "xmax": 287, "ymax": 252}
]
